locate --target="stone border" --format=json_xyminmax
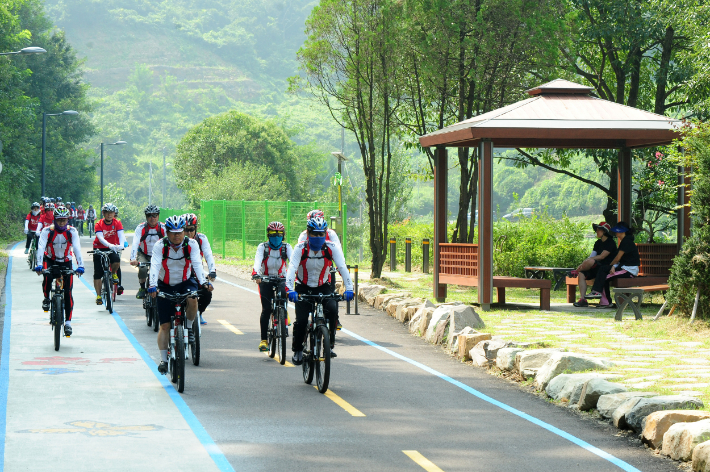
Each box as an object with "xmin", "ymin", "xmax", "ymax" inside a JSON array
[{"xmin": 354, "ymin": 282, "xmax": 710, "ymax": 468}]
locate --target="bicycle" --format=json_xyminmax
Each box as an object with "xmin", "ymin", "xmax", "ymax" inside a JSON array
[
  {"xmin": 258, "ymin": 276, "xmax": 288, "ymax": 365},
  {"xmin": 298, "ymin": 293, "xmax": 342, "ymax": 394},
  {"xmin": 87, "ymin": 219, "xmax": 95, "ymax": 238},
  {"xmin": 191, "ymin": 304, "xmax": 202, "ymax": 366},
  {"xmin": 42, "ymin": 266, "xmax": 78, "ymax": 351},
  {"xmin": 139, "ymin": 263, "xmax": 159, "ymax": 331},
  {"xmin": 158, "ymin": 290, "xmax": 197, "ymax": 393},
  {"xmin": 88, "ymin": 249, "xmax": 120, "ymax": 313},
  {"xmin": 27, "ymin": 235, "xmax": 38, "ymax": 270}
]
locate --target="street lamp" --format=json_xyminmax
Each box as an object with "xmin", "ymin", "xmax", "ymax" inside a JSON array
[
  {"xmin": 0, "ymin": 46, "xmax": 47, "ymax": 56},
  {"xmin": 41, "ymin": 110, "xmax": 80, "ymax": 196},
  {"xmin": 100, "ymin": 141, "xmax": 127, "ymax": 208},
  {"xmin": 330, "ymin": 151, "xmax": 348, "ymax": 218}
]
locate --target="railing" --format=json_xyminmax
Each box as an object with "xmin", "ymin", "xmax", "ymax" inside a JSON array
[
  {"xmin": 637, "ymin": 243, "xmax": 678, "ymax": 276},
  {"xmin": 438, "ymin": 243, "xmax": 479, "ymax": 286}
]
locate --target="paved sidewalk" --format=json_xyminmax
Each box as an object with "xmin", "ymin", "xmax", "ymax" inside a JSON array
[{"xmin": 2, "ymin": 244, "xmax": 226, "ymax": 471}]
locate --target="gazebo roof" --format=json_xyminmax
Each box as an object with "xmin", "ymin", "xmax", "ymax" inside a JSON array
[{"xmin": 419, "ymin": 79, "xmax": 684, "ymax": 149}]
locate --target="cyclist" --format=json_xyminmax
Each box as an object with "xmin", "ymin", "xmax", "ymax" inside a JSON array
[
  {"xmin": 92, "ymin": 203, "xmax": 128, "ymax": 304},
  {"xmin": 86, "ymin": 205, "xmax": 96, "ymax": 235},
  {"xmin": 252, "ymin": 221, "xmax": 292, "ymax": 352},
  {"xmin": 129, "ymin": 205, "xmax": 166, "ymax": 299},
  {"xmin": 36, "ymin": 202, "xmax": 55, "ymax": 235},
  {"xmin": 298, "ymin": 209, "xmax": 345, "ymax": 331},
  {"xmin": 24, "ymin": 202, "xmax": 42, "ymax": 254},
  {"xmin": 285, "ymin": 217, "xmax": 354, "ymax": 365},
  {"xmin": 68, "ymin": 202, "xmax": 76, "ymax": 227},
  {"xmin": 34, "ymin": 206, "xmax": 85, "ymax": 336},
  {"xmin": 76, "ymin": 205, "xmax": 85, "ymax": 236},
  {"xmin": 184, "ymin": 213, "xmax": 216, "ymax": 326},
  {"xmin": 147, "ymin": 215, "xmax": 213, "ymax": 375}
]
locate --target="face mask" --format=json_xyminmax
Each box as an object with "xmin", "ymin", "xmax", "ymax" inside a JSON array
[
  {"xmin": 55, "ymin": 223, "xmax": 67, "ymax": 232},
  {"xmin": 308, "ymin": 236, "xmax": 326, "ymax": 252},
  {"xmin": 31, "ymin": 210, "xmax": 40, "ymax": 216},
  {"xmin": 268, "ymin": 236, "xmax": 283, "ymax": 249}
]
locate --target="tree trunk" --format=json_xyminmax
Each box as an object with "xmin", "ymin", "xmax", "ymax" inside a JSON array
[{"xmin": 654, "ymin": 26, "xmax": 674, "ymax": 115}]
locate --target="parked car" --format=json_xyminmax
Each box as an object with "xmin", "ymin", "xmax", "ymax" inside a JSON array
[{"xmin": 502, "ymin": 208, "xmax": 534, "ymax": 222}]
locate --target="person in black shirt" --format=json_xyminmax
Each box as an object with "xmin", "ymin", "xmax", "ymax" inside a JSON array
[
  {"xmin": 587, "ymin": 221, "xmax": 641, "ymax": 307},
  {"xmin": 572, "ymin": 221, "xmax": 617, "ymax": 307}
]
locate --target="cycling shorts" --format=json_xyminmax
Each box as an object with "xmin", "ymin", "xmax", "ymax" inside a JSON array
[
  {"xmin": 93, "ymin": 249, "xmax": 121, "ymax": 280},
  {"xmin": 156, "ymin": 278, "xmax": 199, "ymax": 326}
]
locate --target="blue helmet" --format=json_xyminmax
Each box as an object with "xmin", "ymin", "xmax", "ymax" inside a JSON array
[
  {"xmin": 306, "ymin": 216, "xmax": 328, "ymax": 232},
  {"xmin": 165, "ymin": 215, "xmax": 186, "ymax": 232}
]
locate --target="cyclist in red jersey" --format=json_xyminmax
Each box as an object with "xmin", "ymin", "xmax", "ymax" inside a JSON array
[
  {"xmin": 36, "ymin": 202, "xmax": 55, "ymax": 235},
  {"xmin": 92, "ymin": 203, "xmax": 128, "ymax": 304},
  {"xmin": 76, "ymin": 205, "xmax": 85, "ymax": 236},
  {"xmin": 24, "ymin": 202, "xmax": 42, "ymax": 254}
]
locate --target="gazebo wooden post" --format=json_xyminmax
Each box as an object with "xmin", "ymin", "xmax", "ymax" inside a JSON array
[
  {"xmin": 478, "ymin": 140, "xmax": 494, "ymax": 310},
  {"xmin": 433, "ymin": 146, "xmax": 448, "ymax": 302},
  {"xmin": 617, "ymin": 147, "xmax": 633, "ymax": 223}
]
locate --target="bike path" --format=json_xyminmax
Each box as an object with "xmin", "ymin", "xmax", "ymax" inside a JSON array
[{"xmin": 1, "ymin": 244, "xmax": 225, "ymax": 471}]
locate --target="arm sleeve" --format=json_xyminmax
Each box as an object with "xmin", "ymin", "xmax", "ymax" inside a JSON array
[
  {"xmin": 328, "ymin": 229, "xmax": 342, "ymax": 247},
  {"xmin": 285, "ymin": 245, "xmax": 303, "ymax": 291},
  {"xmin": 200, "ymin": 235, "xmax": 216, "ymax": 272},
  {"xmin": 286, "ymin": 243, "xmax": 293, "ymax": 261},
  {"xmin": 589, "ymin": 251, "xmax": 598, "ymax": 258},
  {"xmin": 130, "ymin": 224, "xmax": 142, "ymax": 260},
  {"xmin": 253, "ymin": 243, "xmax": 265, "ymax": 276},
  {"xmin": 189, "ymin": 240, "xmax": 207, "ymax": 285},
  {"xmin": 329, "ymin": 243, "xmax": 353, "ymax": 291},
  {"xmin": 95, "ymin": 231, "xmax": 111, "ymax": 248},
  {"xmin": 24, "ymin": 217, "xmax": 29, "ymax": 232},
  {"xmin": 36, "ymin": 222, "xmax": 43, "ymax": 234},
  {"xmin": 70, "ymin": 228, "xmax": 84, "ymax": 268},
  {"xmin": 117, "ymin": 229, "xmax": 126, "ymax": 247},
  {"xmin": 148, "ymin": 240, "xmax": 162, "ymax": 288},
  {"xmin": 36, "ymin": 229, "xmax": 49, "ymax": 267}
]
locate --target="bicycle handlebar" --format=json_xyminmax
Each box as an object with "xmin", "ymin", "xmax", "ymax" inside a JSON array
[
  {"xmin": 157, "ymin": 291, "xmax": 198, "ymax": 302},
  {"xmin": 255, "ymin": 275, "xmax": 285, "ymax": 284},
  {"xmin": 42, "ymin": 268, "xmax": 78, "ymax": 276},
  {"xmin": 297, "ymin": 293, "xmax": 343, "ymax": 302},
  {"xmin": 138, "ymin": 263, "xmax": 151, "ymax": 268}
]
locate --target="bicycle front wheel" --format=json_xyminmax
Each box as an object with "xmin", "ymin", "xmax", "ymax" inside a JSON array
[
  {"xmin": 278, "ymin": 306, "xmax": 287, "ymax": 366},
  {"xmin": 268, "ymin": 313, "xmax": 277, "ymax": 359},
  {"xmin": 145, "ymin": 304, "xmax": 152, "ymax": 326},
  {"xmin": 315, "ymin": 325, "xmax": 331, "ymax": 393},
  {"xmin": 103, "ymin": 276, "xmax": 113, "ymax": 313},
  {"xmin": 152, "ymin": 303, "xmax": 159, "ymax": 332},
  {"xmin": 53, "ymin": 297, "xmax": 62, "ymax": 351},
  {"xmin": 190, "ymin": 318, "xmax": 200, "ymax": 366},
  {"xmin": 176, "ymin": 324, "xmax": 185, "ymax": 393}
]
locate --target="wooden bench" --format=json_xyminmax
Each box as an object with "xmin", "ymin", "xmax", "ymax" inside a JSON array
[
  {"xmin": 494, "ymin": 276, "xmax": 551, "ymax": 310},
  {"xmin": 524, "ymin": 266, "xmax": 573, "ymax": 291},
  {"xmin": 565, "ymin": 275, "xmax": 668, "ymax": 303},
  {"xmin": 613, "ymin": 284, "xmax": 669, "ymax": 321}
]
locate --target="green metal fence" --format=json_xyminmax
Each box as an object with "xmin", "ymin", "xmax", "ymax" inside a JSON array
[
  {"xmin": 200, "ymin": 200, "xmax": 347, "ymax": 260},
  {"xmin": 160, "ymin": 208, "xmax": 189, "ymax": 220}
]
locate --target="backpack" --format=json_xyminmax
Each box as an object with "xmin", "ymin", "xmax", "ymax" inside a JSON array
[
  {"xmin": 162, "ymin": 237, "xmax": 191, "ymax": 261},
  {"xmin": 47, "ymin": 227, "xmax": 73, "ymax": 259},
  {"xmin": 300, "ymin": 242, "xmax": 332, "ymax": 262},
  {"xmin": 263, "ymin": 243, "xmax": 288, "ymax": 263},
  {"xmin": 139, "ymin": 223, "xmax": 166, "ymax": 244}
]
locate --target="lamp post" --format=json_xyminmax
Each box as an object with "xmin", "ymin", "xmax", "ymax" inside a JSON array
[
  {"xmin": 0, "ymin": 46, "xmax": 47, "ymax": 56},
  {"xmin": 100, "ymin": 141, "xmax": 127, "ymax": 208},
  {"xmin": 41, "ymin": 110, "xmax": 79, "ymax": 196}
]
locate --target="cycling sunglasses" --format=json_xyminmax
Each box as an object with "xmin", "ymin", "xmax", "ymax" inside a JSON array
[
  {"xmin": 267, "ymin": 230, "xmax": 284, "ymax": 236},
  {"xmin": 309, "ymin": 231, "xmax": 326, "ymax": 237},
  {"xmin": 146, "ymin": 213, "xmax": 159, "ymax": 218},
  {"xmin": 185, "ymin": 226, "xmax": 197, "ymax": 232}
]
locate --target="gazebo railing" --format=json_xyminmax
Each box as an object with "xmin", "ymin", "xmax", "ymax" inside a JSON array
[
  {"xmin": 637, "ymin": 243, "xmax": 678, "ymax": 276},
  {"xmin": 439, "ymin": 243, "xmax": 479, "ymax": 286}
]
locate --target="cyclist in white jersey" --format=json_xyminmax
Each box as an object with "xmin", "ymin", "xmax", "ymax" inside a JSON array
[
  {"xmin": 184, "ymin": 213, "xmax": 216, "ymax": 325},
  {"xmin": 130, "ymin": 205, "xmax": 166, "ymax": 299}
]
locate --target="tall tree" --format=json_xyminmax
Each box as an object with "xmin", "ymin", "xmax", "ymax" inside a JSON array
[{"xmin": 293, "ymin": 0, "xmax": 403, "ymax": 277}]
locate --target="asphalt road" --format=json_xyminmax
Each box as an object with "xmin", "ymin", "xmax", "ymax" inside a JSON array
[{"xmin": 62, "ymin": 237, "xmax": 677, "ymax": 471}]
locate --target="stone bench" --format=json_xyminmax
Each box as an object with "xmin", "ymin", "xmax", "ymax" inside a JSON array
[
  {"xmin": 613, "ymin": 284, "xmax": 669, "ymax": 321},
  {"xmin": 494, "ymin": 276, "xmax": 551, "ymax": 311}
]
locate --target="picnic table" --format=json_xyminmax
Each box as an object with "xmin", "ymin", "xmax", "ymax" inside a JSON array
[{"xmin": 524, "ymin": 266, "xmax": 573, "ymax": 291}]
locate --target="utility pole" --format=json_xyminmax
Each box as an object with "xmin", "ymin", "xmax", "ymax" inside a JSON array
[{"xmin": 162, "ymin": 147, "xmax": 166, "ymax": 207}]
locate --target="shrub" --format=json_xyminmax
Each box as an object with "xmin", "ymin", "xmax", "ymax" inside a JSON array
[{"xmin": 667, "ymin": 122, "xmax": 710, "ymax": 318}]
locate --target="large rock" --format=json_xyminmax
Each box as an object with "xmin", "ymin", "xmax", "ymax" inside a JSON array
[
  {"xmin": 546, "ymin": 373, "xmax": 609, "ymax": 401},
  {"xmin": 534, "ymin": 352, "xmax": 613, "ymax": 390},
  {"xmin": 449, "ymin": 327, "xmax": 477, "ymax": 355},
  {"xmin": 385, "ymin": 298, "xmax": 406, "ymax": 316},
  {"xmin": 414, "ymin": 308, "xmax": 435, "ymax": 336},
  {"xmin": 398, "ymin": 301, "xmax": 432, "ymax": 323},
  {"xmin": 515, "ymin": 349, "xmax": 564, "ymax": 379},
  {"xmin": 409, "ymin": 307, "xmax": 433, "ymax": 335},
  {"xmin": 432, "ymin": 315, "xmax": 450, "ymax": 344},
  {"xmin": 597, "ymin": 392, "xmax": 659, "ymax": 419},
  {"xmin": 626, "ymin": 396, "xmax": 704, "ymax": 433},
  {"xmin": 424, "ymin": 306, "xmax": 452, "ymax": 343},
  {"xmin": 374, "ymin": 293, "xmax": 398, "ymax": 309},
  {"xmin": 382, "ymin": 295, "xmax": 408, "ymax": 311},
  {"xmin": 468, "ymin": 339, "xmax": 509, "ymax": 367},
  {"xmin": 642, "ymin": 411, "xmax": 710, "ymax": 449},
  {"xmin": 613, "ymin": 397, "xmax": 644, "ymax": 429},
  {"xmin": 496, "ymin": 348, "xmax": 524, "ymax": 371},
  {"xmin": 359, "ymin": 284, "xmax": 385, "ymax": 303},
  {"xmin": 577, "ymin": 378, "xmax": 626, "ymax": 411},
  {"xmin": 692, "ymin": 441, "xmax": 710, "ymax": 471},
  {"xmin": 458, "ymin": 332, "xmax": 493, "ymax": 360},
  {"xmin": 448, "ymin": 305, "xmax": 485, "ymax": 333},
  {"xmin": 662, "ymin": 419, "xmax": 710, "ymax": 461},
  {"xmin": 392, "ymin": 298, "xmax": 422, "ymax": 319}
]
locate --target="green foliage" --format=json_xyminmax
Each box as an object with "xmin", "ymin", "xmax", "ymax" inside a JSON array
[
  {"xmin": 175, "ymin": 110, "xmax": 318, "ymax": 207},
  {"xmin": 191, "ymin": 161, "xmax": 287, "ymax": 203},
  {"xmin": 518, "ymin": 174, "xmax": 607, "ymax": 218},
  {"xmin": 667, "ymin": 122, "xmax": 710, "ymax": 318},
  {"xmin": 493, "ymin": 214, "xmax": 589, "ymax": 278}
]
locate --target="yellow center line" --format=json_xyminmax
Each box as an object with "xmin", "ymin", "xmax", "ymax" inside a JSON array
[
  {"xmin": 218, "ymin": 319, "xmax": 243, "ymax": 335},
  {"xmin": 316, "ymin": 387, "xmax": 366, "ymax": 417},
  {"xmin": 402, "ymin": 451, "xmax": 445, "ymax": 472}
]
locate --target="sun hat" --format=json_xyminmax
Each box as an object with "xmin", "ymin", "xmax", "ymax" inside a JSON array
[
  {"xmin": 592, "ymin": 221, "xmax": 611, "ymax": 235},
  {"xmin": 610, "ymin": 222, "xmax": 630, "ymax": 233}
]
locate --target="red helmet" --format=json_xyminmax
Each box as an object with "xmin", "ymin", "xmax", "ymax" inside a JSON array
[
  {"xmin": 306, "ymin": 209, "xmax": 324, "ymax": 221},
  {"xmin": 184, "ymin": 213, "xmax": 198, "ymax": 226},
  {"xmin": 267, "ymin": 221, "xmax": 285, "ymax": 233}
]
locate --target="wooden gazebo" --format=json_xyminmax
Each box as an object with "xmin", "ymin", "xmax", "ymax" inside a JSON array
[{"xmin": 418, "ymin": 79, "xmax": 687, "ymax": 310}]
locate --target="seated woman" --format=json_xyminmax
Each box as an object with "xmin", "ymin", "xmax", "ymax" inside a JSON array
[
  {"xmin": 586, "ymin": 221, "xmax": 640, "ymax": 308},
  {"xmin": 572, "ymin": 221, "xmax": 617, "ymax": 307}
]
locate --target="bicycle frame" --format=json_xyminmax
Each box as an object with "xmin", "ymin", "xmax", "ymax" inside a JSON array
[{"xmin": 158, "ymin": 291, "xmax": 197, "ymax": 361}]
